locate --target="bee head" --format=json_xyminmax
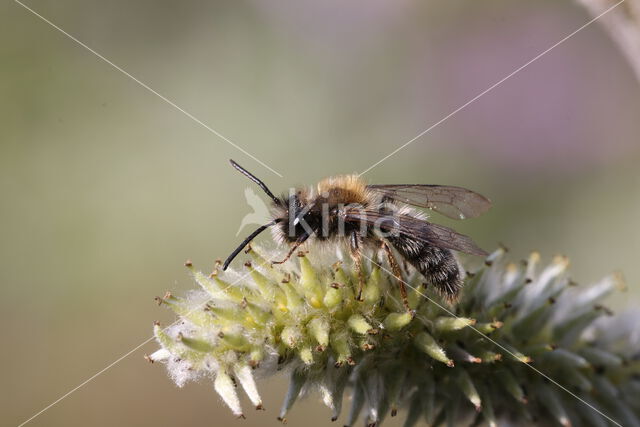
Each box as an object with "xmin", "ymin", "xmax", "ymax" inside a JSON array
[{"xmin": 274, "ymin": 191, "xmax": 320, "ymax": 243}]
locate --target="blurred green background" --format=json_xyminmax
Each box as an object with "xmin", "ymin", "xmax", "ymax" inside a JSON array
[{"xmin": 2, "ymin": 0, "xmax": 639, "ymax": 426}]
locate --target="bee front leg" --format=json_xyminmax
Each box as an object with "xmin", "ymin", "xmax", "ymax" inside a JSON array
[
  {"xmin": 272, "ymin": 232, "xmax": 310, "ymax": 265},
  {"xmin": 271, "ymin": 241, "xmax": 302, "ymax": 265},
  {"xmin": 350, "ymin": 231, "xmax": 365, "ymax": 302},
  {"xmin": 381, "ymin": 241, "xmax": 412, "ymax": 313}
]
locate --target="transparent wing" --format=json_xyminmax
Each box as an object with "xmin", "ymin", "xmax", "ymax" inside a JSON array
[
  {"xmin": 367, "ymin": 184, "xmax": 491, "ymax": 220},
  {"xmin": 341, "ymin": 208, "xmax": 488, "ymax": 256}
]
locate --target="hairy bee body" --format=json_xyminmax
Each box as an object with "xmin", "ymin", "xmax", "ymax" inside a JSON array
[
  {"xmin": 268, "ymin": 175, "xmax": 463, "ymax": 299},
  {"xmin": 271, "ymin": 175, "xmax": 373, "ymax": 244},
  {"xmin": 386, "ymin": 236, "xmax": 462, "ymax": 298},
  {"xmin": 224, "ymin": 160, "xmax": 489, "ymax": 305}
]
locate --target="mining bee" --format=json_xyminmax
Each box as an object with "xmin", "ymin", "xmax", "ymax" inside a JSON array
[{"xmin": 223, "ymin": 159, "xmax": 491, "ymax": 310}]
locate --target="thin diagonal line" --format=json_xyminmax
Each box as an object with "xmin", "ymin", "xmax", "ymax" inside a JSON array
[
  {"xmin": 16, "ymin": 337, "xmax": 155, "ymax": 427},
  {"xmin": 14, "ymin": 0, "xmax": 283, "ymax": 178},
  {"xmin": 16, "ymin": 266, "xmax": 256, "ymax": 427},
  {"xmin": 361, "ymin": 253, "xmax": 622, "ymax": 427},
  {"xmin": 359, "ymin": 0, "xmax": 626, "ymax": 177}
]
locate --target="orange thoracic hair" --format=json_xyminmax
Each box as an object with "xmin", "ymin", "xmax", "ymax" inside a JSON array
[{"xmin": 316, "ymin": 174, "xmax": 370, "ymax": 206}]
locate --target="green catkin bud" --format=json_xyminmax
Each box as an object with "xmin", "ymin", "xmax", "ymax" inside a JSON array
[
  {"xmin": 214, "ymin": 370, "xmax": 243, "ymax": 418},
  {"xmin": 478, "ymin": 385, "xmax": 497, "ymax": 427},
  {"xmin": 384, "ymin": 366, "xmax": 405, "ymax": 417},
  {"xmin": 477, "ymin": 349, "xmax": 503, "ymax": 363},
  {"xmin": 347, "ymin": 314, "xmax": 373, "ymax": 334},
  {"xmin": 456, "ymin": 368, "xmax": 482, "ymax": 410},
  {"xmin": 525, "ymin": 251, "xmax": 541, "ymax": 283},
  {"xmin": 333, "ymin": 264, "xmax": 355, "ymax": 300},
  {"xmin": 345, "ymin": 382, "xmax": 365, "ymax": 427},
  {"xmin": 218, "ymin": 330, "xmax": 250, "ymax": 352},
  {"xmin": 536, "ymin": 384, "xmax": 572, "ymax": 427},
  {"xmin": 323, "ymin": 283, "xmax": 343, "ymax": 308},
  {"xmin": 150, "ymin": 245, "xmax": 640, "ymax": 425},
  {"xmin": 233, "ymin": 364, "xmax": 262, "ymax": 409},
  {"xmin": 152, "ymin": 323, "xmax": 203, "ymax": 363},
  {"xmin": 299, "ymin": 255, "xmax": 325, "ymax": 308},
  {"xmin": 249, "ymin": 265, "xmax": 287, "ymax": 305},
  {"xmin": 421, "ymin": 374, "xmax": 436, "ymax": 425},
  {"xmin": 362, "ymin": 266, "xmax": 382, "ymax": 304},
  {"xmin": 383, "ymin": 311, "xmax": 413, "ymax": 331},
  {"xmin": 191, "ymin": 269, "xmax": 224, "ymax": 298},
  {"xmin": 403, "ymin": 394, "xmax": 423, "ymax": 427},
  {"xmin": 157, "ymin": 293, "xmax": 212, "ymax": 327},
  {"xmin": 279, "ymin": 368, "xmax": 307, "ymax": 422},
  {"xmin": 547, "ymin": 348, "xmax": 591, "ymax": 369},
  {"xmin": 580, "ymin": 346, "xmax": 623, "ymax": 367},
  {"xmin": 246, "ymin": 247, "xmax": 278, "ymax": 279},
  {"xmin": 406, "ymin": 282, "xmax": 422, "ymax": 309},
  {"xmin": 496, "ymin": 368, "xmax": 527, "ymax": 403},
  {"xmin": 485, "ymin": 246, "xmax": 507, "ymax": 266},
  {"xmin": 308, "ymin": 317, "xmax": 330, "ymax": 348},
  {"xmin": 579, "ymin": 401, "xmax": 612, "ymax": 427},
  {"xmin": 448, "ymin": 343, "xmax": 482, "ymax": 364},
  {"xmin": 327, "ymin": 367, "xmax": 350, "ymax": 421},
  {"xmin": 299, "ymin": 346, "xmax": 314, "ymax": 365},
  {"xmin": 177, "ymin": 334, "xmax": 215, "ymax": 353},
  {"xmin": 414, "ymin": 331, "xmax": 454, "ymax": 367},
  {"xmin": 277, "ymin": 280, "xmax": 305, "ymax": 311},
  {"xmin": 331, "ymin": 331, "xmax": 352, "ymax": 365},
  {"xmin": 562, "ymin": 367, "xmax": 593, "ymax": 392},
  {"xmin": 153, "ymin": 323, "xmax": 173, "ymax": 350},
  {"xmin": 205, "ymin": 304, "xmax": 245, "ymax": 324},
  {"xmin": 434, "ymin": 316, "xmax": 476, "ymax": 332},
  {"xmin": 241, "ymin": 299, "xmax": 270, "ymax": 326},
  {"xmin": 445, "ymin": 394, "xmax": 461, "ymax": 426},
  {"xmin": 281, "ymin": 325, "xmax": 303, "ymax": 348},
  {"xmin": 475, "ymin": 320, "xmax": 503, "ymax": 334},
  {"xmin": 207, "ymin": 271, "xmax": 248, "ymax": 303},
  {"xmin": 248, "ymin": 347, "xmax": 264, "ymax": 368},
  {"xmin": 191, "ymin": 270, "xmax": 233, "ymax": 302},
  {"xmin": 499, "ymin": 342, "xmax": 533, "ymax": 364}
]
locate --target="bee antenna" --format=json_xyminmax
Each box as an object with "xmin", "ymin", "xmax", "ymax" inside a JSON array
[
  {"xmin": 229, "ymin": 159, "xmax": 281, "ymax": 205},
  {"xmin": 222, "ymin": 219, "xmax": 281, "ymax": 270}
]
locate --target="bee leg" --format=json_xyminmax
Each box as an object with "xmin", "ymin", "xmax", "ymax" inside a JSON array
[
  {"xmin": 350, "ymin": 231, "xmax": 365, "ymax": 302},
  {"xmin": 271, "ymin": 242, "xmax": 301, "ymax": 265},
  {"xmin": 381, "ymin": 241, "xmax": 412, "ymax": 312},
  {"xmin": 272, "ymin": 234, "xmax": 308, "ymax": 265}
]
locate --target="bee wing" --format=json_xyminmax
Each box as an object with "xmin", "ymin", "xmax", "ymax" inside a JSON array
[
  {"xmin": 367, "ymin": 184, "xmax": 491, "ymax": 220},
  {"xmin": 341, "ymin": 208, "xmax": 488, "ymax": 256}
]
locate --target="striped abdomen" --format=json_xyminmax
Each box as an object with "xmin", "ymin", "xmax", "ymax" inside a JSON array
[{"xmin": 387, "ymin": 236, "xmax": 462, "ymax": 299}]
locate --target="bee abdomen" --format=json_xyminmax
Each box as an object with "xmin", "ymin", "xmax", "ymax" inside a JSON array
[
  {"xmin": 418, "ymin": 247, "xmax": 462, "ymax": 299},
  {"xmin": 388, "ymin": 237, "xmax": 462, "ymax": 300}
]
